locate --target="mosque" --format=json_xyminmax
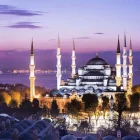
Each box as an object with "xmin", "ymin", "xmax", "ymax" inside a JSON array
[
  {"xmin": 56, "ymin": 34, "xmax": 133, "ymax": 97},
  {"xmin": 29, "ymin": 34, "xmax": 133, "ymax": 101}
]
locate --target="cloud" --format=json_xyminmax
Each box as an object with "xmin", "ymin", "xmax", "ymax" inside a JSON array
[
  {"xmin": 48, "ymin": 39, "xmax": 56, "ymax": 41},
  {"xmin": 6, "ymin": 22, "xmax": 42, "ymax": 29},
  {"xmin": 75, "ymin": 37, "xmax": 91, "ymax": 39},
  {"xmin": 94, "ymin": 32, "xmax": 105, "ymax": 35},
  {"xmin": 0, "ymin": 4, "xmax": 43, "ymax": 16}
]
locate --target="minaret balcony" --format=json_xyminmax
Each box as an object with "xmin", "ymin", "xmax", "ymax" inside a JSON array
[
  {"xmin": 30, "ymin": 65, "xmax": 35, "ymax": 69},
  {"xmin": 29, "ymin": 77, "xmax": 36, "ymax": 80},
  {"xmin": 56, "ymin": 65, "xmax": 61, "ymax": 68},
  {"xmin": 123, "ymin": 55, "xmax": 127, "ymax": 58},
  {"xmin": 72, "ymin": 56, "xmax": 76, "ymax": 59},
  {"xmin": 57, "ymin": 55, "xmax": 61, "ymax": 58}
]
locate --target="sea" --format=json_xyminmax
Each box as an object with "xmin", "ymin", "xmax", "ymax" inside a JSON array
[
  {"xmin": 0, "ymin": 73, "xmax": 70, "ymax": 89},
  {"xmin": 0, "ymin": 71, "xmax": 139, "ymax": 89}
]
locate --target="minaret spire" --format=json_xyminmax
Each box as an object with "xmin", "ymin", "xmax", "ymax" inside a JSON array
[
  {"xmin": 58, "ymin": 33, "xmax": 60, "ymax": 48},
  {"xmin": 117, "ymin": 35, "xmax": 120, "ymax": 53},
  {"xmin": 29, "ymin": 39, "xmax": 35, "ymax": 101},
  {"xmin": 122, "ymin": 33, "xmax": 128, "ymax": 91},
  {"xmin": 115, "ymin": 35, "xmax": 122, "ymax": 91},
  {"xmin": 71, "ymin": 38, "xmax": 76, "ymax": 78},
  {"xmin": 73, "ymin": 38, "xmax": 75, "ymax": 50},
  {"xmin": 128, "ymin": 37, "xmax": 133, "ymax": 90},
  {"xmin": 124, "ymin": 33, "xmax": 127, "ymax": 48},
  {"xmin": 130, "ymin": 38, "xmax": 132, "ymax": 50},
  {"xmin": 56, "ymin": 33, "xmax": 62, "ymax": 89},
  {"xmin": 31, "ymin": 38, "xmax": 34, "ymax": 54}
]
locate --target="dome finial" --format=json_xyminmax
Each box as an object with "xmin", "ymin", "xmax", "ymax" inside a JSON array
[{"xmin": 96, "ymin": 52, "xmax": 98, "ymax": 58}]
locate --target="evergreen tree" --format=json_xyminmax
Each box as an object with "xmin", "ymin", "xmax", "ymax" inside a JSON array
[
  {"xmin": 82, "ymin": 94, "xmax": 98, "ymax": 125},
  {"xmin": 50, "ymin": 100, "xmax": 59, "ymax": 118},
  {"xmin": 65, "ymin": 99, "xmax": 83, "ymax": 117},
  {"xmin": 129, "ymin": 92, "xmax": 140, "ymax": 112},
  {"xmin": 101, "ymin": 96, "xmax": 109, "ymax": 119},
  {"xmin": 20, "ymin": 97, "xmax": 32, "ymax": 108},
  {"xmin": 32, "ymin": 98, "xmax": 39, "ymax": 109},
  {"xmin": 114, "ymin": 93, "xmax": 128, "ymax": 129},
  {"xmin": 0, "ymin": 94, "xmax": 4, "ymax": 103}
]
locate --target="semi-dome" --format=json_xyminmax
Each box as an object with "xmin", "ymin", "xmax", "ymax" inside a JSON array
[
  {"xmin": 95, "ymin": 89, "xmax": 102, "ymax": 94},
  {"xmin": 82, "ymin": 135, "xmax": 96, "ymax": 140},
  {"xmin": 0, "ymin": 131, "xmax": 12, "ymax": 139},
  {"xmin": 79, "ymin": 88, "xmax": 86, "ymax": 93},
  {"xmin": 87, "ymin": 86, "xmax": 95, "ymax": 91},
  {"xmin": 102, "ymin": 136, "xmax": 117, "ymax": 140},
  {"xmin": 122, "ymin": 136, "xmax": 137, "ymax": 140},
  {"xmin": 20, "ymin": 120, "xmax": 32, "ymax": 126},
  {"xmin": 61, "ymin": 134, "xmax": 77, "ymax": 140},
  {"xmin": 19, "ymin": 123, "xmax": 29, "ymax": 129},
  {"xmin": 19, "ymin": 132, "xmax": 33, "ymax": 140},
  {"xmin": 34, "ymin": 124, "xmax": 44, "ymax": 130},
  {"xmin": 87, "ymin": 56, "xmax": 108, "ymax": 65},
  {"xmin": 50, "ymin": 89, "xmax": 61, "ymax": 96},
  {"xmin": 108, "ymin": 78, "xmax": 116, "ymax": 83},
  {"xmin": 41, "ymin": 134, "xmax": 55, "ymax": 140}
]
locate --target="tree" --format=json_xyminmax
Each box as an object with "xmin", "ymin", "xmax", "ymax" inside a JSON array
[
  {"xmin": 9, "ymin": 99, "xmax": 18, "ymax": 108},
  {"xmin": 129, "ymin": 93, "xmax": 140, "ymax": 113},
  {"xmin": 50, "ymin": 100, "xmax": 59, "ymax": 118},
  {"xmin": 82, "ymin": 94, "xmax": 98, "ymax": 125},
  {"xmin": 78, "ymin": 121, "xmax": 89, "ymax": 133},
  {"xmin": 0, "ymin": 94, "xmax": 4, "ymax": 103},
  {"xmin": 20, "ymin": 98, "xmax": 32, "ymax": 108},
  {"xmin": 114, "ymin": 93, "xmax": 128, "ymax": 129},
  {"xmin": 35, "ymin": 86, "xmax": 46, "ymax": 96},
  {"xmin": 41, "ymin": 105, "xmax": 47, "ymax": 117},
  {"xmin": 32, "ymin": 98, "xmax": 39, "ymax": 109},
  {"xmin": 98, "ymin": 118, "xmax": 140, "ymax": 136},
  {"xmin": 65, "ymin": 99, "xmax": 83, "ymax": 117},
  {"xmin": 10, "ymin": 91, "xmax": 21, "ymax": 106},
  {"xmin": 132, "ymin": 85, "xmax": 140, "ymax": 94},
  {"xmin": 0, "ymin": 92, "xmax": 11, "ymax": 105},
  {"xmin": 101, "ymin": 96, "xmax": 109, "ymax": 119}
]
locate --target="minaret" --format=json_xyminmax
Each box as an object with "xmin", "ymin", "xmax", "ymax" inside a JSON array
[
  {"xmin": 29, "ymin": 39, "xmax": 35, "ymax": 101},
  {"xmin": 56, "ymin": 33, "xmax": 62, "ymax": 89},
  {"xmin": 115, "ymin": 35, "xmax": 122, "ymax": 91},
  {"xmin": 122, "ymin": 33, "xmax": 128, "ymax": 91},
  {"xmin": 128, "ymin": 38, "xmax": 133, "ymax": 85},
  {"xmin": 71, "ymin": 38, "xmax": 76, "ymax": 78}
]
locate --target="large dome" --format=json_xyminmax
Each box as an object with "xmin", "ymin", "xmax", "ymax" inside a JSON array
[{"xmin": 87, "ymin": 56, "xmax": 107, "ymax": 65}]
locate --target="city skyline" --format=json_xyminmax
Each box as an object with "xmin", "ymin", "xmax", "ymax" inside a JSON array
[{"xmin": 0, "ymin": 0, "xmax": 139, "ymax": 52}]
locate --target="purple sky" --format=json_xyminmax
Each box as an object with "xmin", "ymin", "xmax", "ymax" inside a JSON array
[
  {"xmin": 0, "ymin": 0, "xmax": 140, "ymax": 85},
  {"xmin": 0, "ymin": 0, "xmax": 139, "ymax": 52}
]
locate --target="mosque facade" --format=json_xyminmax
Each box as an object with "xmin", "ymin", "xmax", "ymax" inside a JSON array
[{"xmin": 56, "ymin": 35, "xmax": 133, "ymax": 97}]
